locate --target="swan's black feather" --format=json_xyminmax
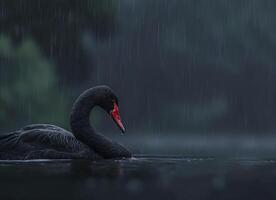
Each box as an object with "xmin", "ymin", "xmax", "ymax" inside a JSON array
[
  {"xmin": 0, "ymin": 131, "xmax": 19, "ymax": 149},
  {"xmin": 22, "ymin": 124, "xmax": 71, "ymax": 133},
  {"xmin": 0, "ymin": 124, "xmax": 99, "ymax": 160},
  {"xmin": 19, "ymin": 125, "xmax": 85, "ymax": 152}
]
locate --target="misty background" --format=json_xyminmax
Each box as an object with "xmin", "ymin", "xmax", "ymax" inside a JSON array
[{"xmin": 1, "ymin": 0, "xmax": 276, "ymax": 156}]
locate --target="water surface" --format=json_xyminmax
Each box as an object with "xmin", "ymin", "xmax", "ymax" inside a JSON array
[{"xmin": 1, "ymin": 156, "xmax": 276, "ymax": 200}]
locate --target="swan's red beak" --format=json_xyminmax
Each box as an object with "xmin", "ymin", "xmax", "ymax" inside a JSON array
[{"xmin": 110, "ymin": 102, "xmax": 126, "ymax": 133}]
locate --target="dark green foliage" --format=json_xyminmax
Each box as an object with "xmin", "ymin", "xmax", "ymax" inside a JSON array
[
  {"xmin": 0, "ymin": 0, "xmax": 116, "ymax": 84},
  {"xmin": 0, "ymin": 35, "xmax": 67, "ymax": 130}
]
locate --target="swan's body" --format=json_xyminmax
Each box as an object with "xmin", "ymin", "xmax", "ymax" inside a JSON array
[
  {"xmin": 0, "ymin": 124, "xmax": 98, "ymax": 160},
  {"xmin": 0, "ymin": 86, "xmax": 131, "ymax": 160}
]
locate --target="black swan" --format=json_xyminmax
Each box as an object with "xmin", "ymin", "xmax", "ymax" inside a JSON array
[{"xmin": 0, "ymin": 86, "xmax": 131, "ymax": 160}]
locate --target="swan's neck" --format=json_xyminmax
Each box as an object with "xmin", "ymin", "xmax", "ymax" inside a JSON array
[{"xmin": 69, "ymin": 90, "xmax": 130, "ymax": 158}]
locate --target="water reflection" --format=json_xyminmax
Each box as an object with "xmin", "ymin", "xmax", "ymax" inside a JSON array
[{"xmin": 0, "ymin": 157, "xmax": 276, "ymax": 200}]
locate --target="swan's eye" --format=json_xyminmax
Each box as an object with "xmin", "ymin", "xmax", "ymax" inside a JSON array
[{"xmin": 111, "ymin": 98, "xmax": 118, "ymax": 104}]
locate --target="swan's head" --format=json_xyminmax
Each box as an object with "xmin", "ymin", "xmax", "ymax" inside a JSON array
[{"xmin": 94, "ymin": 86, "xmax": 126, "ymax": 133}]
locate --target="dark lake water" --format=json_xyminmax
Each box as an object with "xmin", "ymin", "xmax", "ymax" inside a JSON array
[{"xmin": 1, "ymin": 156, "xmax": 276, "ymax": 200}]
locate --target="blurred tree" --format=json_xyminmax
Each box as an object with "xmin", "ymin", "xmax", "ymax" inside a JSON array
[
  {"xmin": 0, "ymin": 35, "xmax": 67, "ymax": 131},
  {"xmin": 0, "ymin": 0, "xmax": 116, "ymax": 85}
]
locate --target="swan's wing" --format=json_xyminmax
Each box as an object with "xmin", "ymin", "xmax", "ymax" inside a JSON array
[
  {"xmin": 18, "ymin": 127, "xmax": 86, "ymax": 153},
  {"xmin": 21, "ymin": 124, "xmax": 73, "ymax": 135},
  {"xmin": 0, "ymin": 125, "xmax": 99, "ymax": 160},
  {"xmin": 0, "ymin": 131, "xmax": 20, "ymax": 150},
  {"xmin": 0, "ymin": 124, "xmax": 68, "ymax": 150}
]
